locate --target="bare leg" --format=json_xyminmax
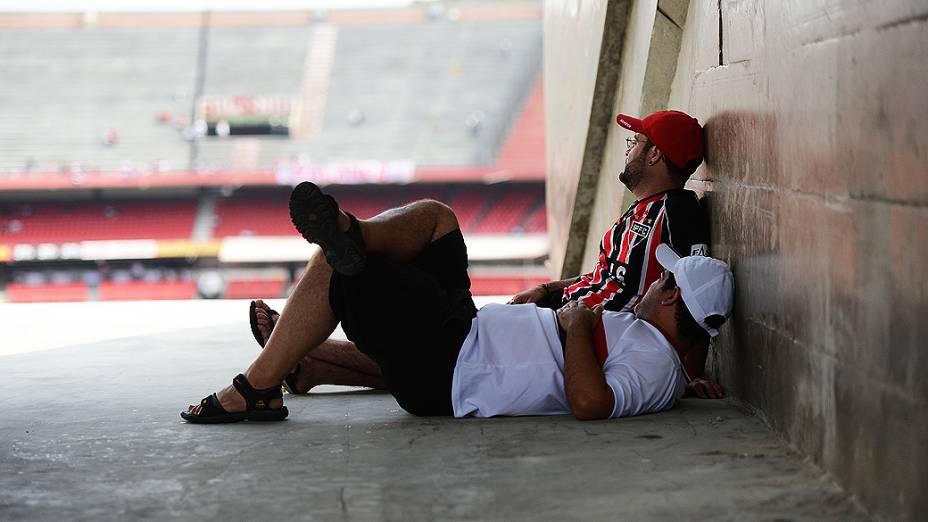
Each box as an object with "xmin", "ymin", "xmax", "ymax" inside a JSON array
[
  {"xmin": 186, "ymin": 250, "xmax": 337, "ymax": 414},
  {"xmin": 253, "ymin": 300, "xmax": 385, "ymax": 391},
  {"xmin": 186, "ymin": 197, "xmax": 456, "ymax": 415},
  {"xmin": 247, "ymin": 199, "xmax": 459, "ymax": 390},
  {"xmin": 294, "ymin": 339, "xmax": 386, "ymax": 392},
  {"xmin": 349, "ymin": 199, "xmax": 460, "ymax": 262}
]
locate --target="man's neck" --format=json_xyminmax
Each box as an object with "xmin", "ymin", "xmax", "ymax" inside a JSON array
[
  {"xmin": 632, "ymin": 180, "xmax": 684, "ymax": 201},
  {"xmin": 641, "ymin": 318, "xmax": 688, "ymax": 360}
]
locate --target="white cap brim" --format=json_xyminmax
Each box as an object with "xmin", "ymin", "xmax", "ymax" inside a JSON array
[{"xmin": 656, "ymin": 243, "xmax": 681, "ymax": 272}]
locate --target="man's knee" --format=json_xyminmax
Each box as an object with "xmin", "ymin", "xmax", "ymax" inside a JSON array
[{"xmin": 419, "ymin": 199, "xmax": 459, "ymax": 239}]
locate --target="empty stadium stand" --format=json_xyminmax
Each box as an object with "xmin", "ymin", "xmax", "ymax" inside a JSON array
[
  {"xmin": 468, "ymin": 275, "xmax": 548, "ymax": 297},
  {"xmin": 0, "ymin": 200, "xmax": 198, "ymax": 243},
  {"xmin": 0, "ymin": 16, "xmax": 541, "ymax": 173},
  {"xmin": 521, "ymin": 204, "xmax": 547, "ymax": 233},
  {"xmin": 0, "ymin": 8, "xmax": 548, "ymax": 304},
  {"xmin": 6, "ymin": 282, "xmax": 88, "ymax": 303},
  {"xmin": 473, "ymin": 188, "xmax": 539, "ymax": 234},
  {"xmin": 224, "ymin": 278, "xmax": 287, "ymax": 299},
  {"xmin": 211, "ymin": 182, "xmax": 545, "ymax": 238},
  {"xmin": 98, "ymin": 280, "xmax": 196, "ymax": 301},
  {"xmin": 0, "ymin": 182, "xmax": 545, "ymax": 248},
  {"xmin": 212, "ymin": 190, "xmax": 292, "ymax": 238}
]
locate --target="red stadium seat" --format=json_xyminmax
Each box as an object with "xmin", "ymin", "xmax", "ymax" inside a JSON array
[
  {"xmin": 97, "ymin": 280, "xmax": 196, "ymax": 301},
  {"xmin": 473, "ymin": 189, "xmax": 539, "ymax": 233},
  {"xmin": 468, "ymin": 275, "xmax": 548, "ymax": 296},
  {"xmin": 446, "ymin": 187, "xmax": 489, "ymax": 232},
  {"xmin": 0, "ymin": 201, "xmax": 197, "ymax": 244},
  {"xmin": 213, "ymin": 195, "xmax": 294, "ymax": 237},
  {"xmin": 521, "ymin": 204, "xmax": 547, "ymax": 233},
  {"xmin": 6, "ymin": 282, "xmax": 88, "ymax": 302},
  {"xmin": 224, "ymin": 279, "xmax": 287, "ymax": 299}
]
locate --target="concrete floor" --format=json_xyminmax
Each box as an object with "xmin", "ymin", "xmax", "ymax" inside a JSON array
[{"xmin": 0, "ymin": 301, "xmax": 869, "ymax": 521}]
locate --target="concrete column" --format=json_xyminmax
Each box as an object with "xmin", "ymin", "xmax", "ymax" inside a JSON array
[{"xmin": 543, "ymin": 0, "xmax": 629, "ymax": 277}]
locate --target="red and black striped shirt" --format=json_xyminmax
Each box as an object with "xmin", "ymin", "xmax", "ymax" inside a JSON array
[{"xmin": 562, "ymin": 189, "xmax": 709, "ymax": 312}]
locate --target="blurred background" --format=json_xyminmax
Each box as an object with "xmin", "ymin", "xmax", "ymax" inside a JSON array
[{"xmin": 0, "ymin": 0, "xmax": 547, "ymax": 304}]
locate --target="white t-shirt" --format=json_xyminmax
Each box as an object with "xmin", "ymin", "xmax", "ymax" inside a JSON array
[{"xmin": 451, "ymin": 303, "xmax": 687, "ymax": 418}]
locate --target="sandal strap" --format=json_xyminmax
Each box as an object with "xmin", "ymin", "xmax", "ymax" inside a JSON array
[
  {"xmin": 197, "ymin": 393, "xmax": 228, "ymax": 416},
  {"xmin": 344, "ymin": 212, "xmax": 367, "ymax": 251},
  {"xmin": 324, "ymin": 193, "xmax": 366, "ymax": 252},
  {"xmin": 231, "ymin": 373, "xmax": 282, "ymax": 411}
]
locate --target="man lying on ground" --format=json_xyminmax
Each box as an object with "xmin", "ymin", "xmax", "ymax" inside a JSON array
[{"xmin": 183, "ymin": 183, "xmax": 733, "ymax": 423}]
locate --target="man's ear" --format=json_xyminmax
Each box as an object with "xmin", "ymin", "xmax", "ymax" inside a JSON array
[
  {"xmin": 647, "ymin": 145, "xmax": 663, "ymax": 166},
  {"xmin": 659, "ymin": 286, "xmax": 682, "ymax": 306}
]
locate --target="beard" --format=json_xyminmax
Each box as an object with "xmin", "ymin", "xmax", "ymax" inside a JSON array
[{"xmin": 619, "ymin": 153, "xmax": 646, "ymax": 191}]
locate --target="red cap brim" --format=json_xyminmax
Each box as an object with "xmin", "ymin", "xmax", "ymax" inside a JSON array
[{"xmin": 616, "ymin": 114, "xmax": 643, "ymax": 132}]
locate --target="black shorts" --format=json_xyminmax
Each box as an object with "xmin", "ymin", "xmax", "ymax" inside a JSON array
[{"xmin": 328, "ymin": 229, "xmax": 477, "ymax": 416}]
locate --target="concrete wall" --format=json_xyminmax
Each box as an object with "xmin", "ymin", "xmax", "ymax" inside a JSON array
[{"xmin": 544, "ymin": 1, "xmax": 928, "ymax": 520}]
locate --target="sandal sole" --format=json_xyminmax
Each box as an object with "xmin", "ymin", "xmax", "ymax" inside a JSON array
[
  {"xmin": 288, "ymin": 182, "xmax": 365, "ymax": 276},
  {"xmin": 181, "ymin": 406, "xmax": 289, "ymax": 424}
]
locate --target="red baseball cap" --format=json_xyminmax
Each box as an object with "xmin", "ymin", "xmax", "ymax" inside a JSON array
[{"xmin": 616, "ymin": 110, "xmax": 704, "ymax": 167}]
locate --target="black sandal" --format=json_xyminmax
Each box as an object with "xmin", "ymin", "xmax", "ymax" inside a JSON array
[
  {"xmin": 288, "ymin": 181, "xmax": 367, "ymax": 276},
  {"xmin": 248, "ymin": 301, "xmax": 301, "ymax": 394},
  {"xmin": 181, "ymin": 374, "xmax": 289, "ymax": 424}
]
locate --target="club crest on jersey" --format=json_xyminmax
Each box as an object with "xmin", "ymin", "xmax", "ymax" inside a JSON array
[
  {"xmin": 628, "ymin": 220, "xmax": 652, "ymax": 249},
  {"xmin": 630, "ymin": 220, "xmax": 651, "ymax": 238}
]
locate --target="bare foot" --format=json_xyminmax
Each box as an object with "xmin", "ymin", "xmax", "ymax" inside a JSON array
[{"xmin": 253, "ymin": 299, "xmax": 280, "ymax": 346}]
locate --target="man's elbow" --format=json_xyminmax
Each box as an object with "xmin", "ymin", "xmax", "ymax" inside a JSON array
[{"xmin": 570, "ymin": 394, "xmax": 614, "ymax": 421}]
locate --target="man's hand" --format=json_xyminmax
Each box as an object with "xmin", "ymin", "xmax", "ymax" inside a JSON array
[
  {"xmin": 559, "ymin": 300, "xmax": 611, "ymax": 420},
  {"xmin": 556, "ymin": 300, "xmax": 604, "ymax": 332},
  {"xmin": 684, "ymin": 377, "xmax": 724, "ymax": 399},
  {"xmin": 508, "ymin": 284, "xmax": 548, "ymax": 305}
]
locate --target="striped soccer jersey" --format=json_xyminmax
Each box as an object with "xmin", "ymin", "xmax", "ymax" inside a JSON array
[{"xmin": 563, "ymin": 188, "xmax": 709, "ymax": 312}]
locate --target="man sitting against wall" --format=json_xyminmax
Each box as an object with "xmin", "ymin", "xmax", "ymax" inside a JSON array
[
  {"xmin": 183, "ymin": 182, "xmax": 734, "ymax": 423},
  {"xmin": 510, "ymin": 110, "xmax": 722, "ymax": 398}
]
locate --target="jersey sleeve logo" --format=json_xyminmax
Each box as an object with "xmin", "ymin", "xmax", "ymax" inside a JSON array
[{"xmin": 690, "ymin": 243, "xmax": 708, "ymax": 256}]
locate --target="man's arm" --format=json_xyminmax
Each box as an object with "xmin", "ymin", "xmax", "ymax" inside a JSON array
[
  {"xmin": 557, "ymin": 301, "xmax": 614, "ymax": 420},
  {"xmin": 508, "ymin": 276, "xmax": 580, "ymax": 305},
  {"xmin": 683, "ymin": 338, "xmax": 708, "ymax": 379},
  {"xmin": 664, "ymin": 190, "xmax": 710, "ymax": 257},
  {"xmin": 682, "ymin": 339, "xmax": 725, "ymax": 399}
]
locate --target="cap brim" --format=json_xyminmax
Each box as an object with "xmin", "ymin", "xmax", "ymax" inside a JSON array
[
  {"xmin": 616, "ymin": 114, "xmax": 643, "ymax": 132},
  {"xmin": 655, "ymin": 243, "xmax": 681, "ymax": 272}
]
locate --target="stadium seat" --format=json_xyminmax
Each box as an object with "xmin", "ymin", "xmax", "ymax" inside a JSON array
[
  {"xmin": 224, "ymin": 279, "xmax": 287, "ymax": 299},
  {"xmin": 0, "ymin": 201, "xmax": 197, "ymax": 243},
  {"xmin": 5, "ymin": 282, "xmax": 88, "ymax": 303},
  {"xmin": 521, "ymin": 204, "xmax": 547, "ymax": 233},
  {"xmin": 473, "ymin": 187, "xmax": 542, "ymax": 233},
  {"xmin": 97, "ymin": 280, "xmax": 196, "ymax": 301},
  {"xmin": 468, "ymin": 275, "xmax": 548, "ymax": 296},
  {"xmin": 213, "ymin": 191, "xmax": 294, "ymax": 237}
]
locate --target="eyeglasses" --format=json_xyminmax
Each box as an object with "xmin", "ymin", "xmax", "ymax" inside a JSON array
[{"xmin": 625, "ymin": 137, "xmax": 644, "ymax": 156}]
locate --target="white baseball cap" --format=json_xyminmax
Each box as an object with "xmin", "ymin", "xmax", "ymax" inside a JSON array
[{"xmin": 655, "ymin": 244, "xmax": 734, "ymax": 337}]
